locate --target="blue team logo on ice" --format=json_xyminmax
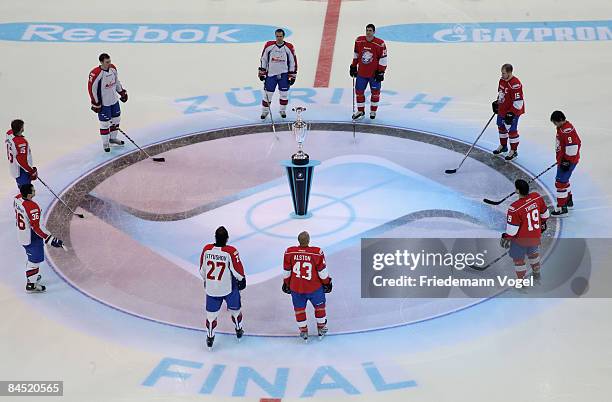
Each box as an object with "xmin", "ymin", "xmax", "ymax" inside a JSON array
[
  {"xmin": 0, "ymin": 23, "xmax": 291, "ymax": 43},
  {"xmin": 376, "ymin": 20, "xmax": 612, "ymax": 43}
]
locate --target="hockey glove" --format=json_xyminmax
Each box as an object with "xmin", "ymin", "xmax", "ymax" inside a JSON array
[
  {"xmin": 541, "ymin": 220, "xmax": 547, "ymax": 234},
  {"xmin": 119, "ymin": 90, "xmax": 128, "ymax": 103},
  {"xmin": 491, "ymin": 100, "xmax": 499, "ymax": 114},
  {"xmin": 560, "ymin": 160, "xmax": 571, "ymax": 171},
  {"xmin": 282, "ymin": 282, "xmax": 291, "ymax": 294},
  {"xmin": 258, "ymin": 67, "xmax": 267, "ymax": 81},
  {"xmin": 504, "ymin": 112, "xmax": 515, "ymax": 125},
  {"xmin": 29, "ymin": 167, "xmax": 38, "ymax": 181},
  {"xmin": 349, "ymin": 64, "xmax": 358, "ymax": 78},
  {"xmin": 374, "ymin": 71, "xmax": 385, "ymax": 82},
  {"xmin": 288, "ymin": 73, "xmax": 296, "ymax": 86},
  {"xmin": 499, "ymin": 234, "xmax": 511, "ymax": 249},
  {"xmin": 322, "ymin": 278, "xmax": 333, "ymax": 293},
  {"xmin": 237, "ymin": 277, "xmax": 246, "ymax": 291},
  {"xmin": 45, "ymin": 236, "xmax": 64, "ymax": 248},
  {"xmin": 91, "ymin": 104, "xmax": 102, "ymax": 113}
]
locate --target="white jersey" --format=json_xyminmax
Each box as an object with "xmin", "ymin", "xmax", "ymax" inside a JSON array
[
  {"xmin": 260, "ymin": 41, "xmax": 298, "ymax": 77},
  {"xmin": 88, "ymin": 64, "xmax": 125, "ymax": 107},
  {"xmin": 14, "ymin": 194, "xmax": 50, "ymax": 246},
  {"xmin": 199, "ymin": 244, "xmax": 245, "ymax": 297},
  {"xmin": 5, "ymin": 130, "xmax": 33, "ymax": 179}
]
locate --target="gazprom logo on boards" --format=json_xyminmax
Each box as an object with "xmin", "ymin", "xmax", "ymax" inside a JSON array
[
  {"xmin": 377, "ymin": 20, "xmax": 612, "ymax": 43},
  {"xmin": 0, "ymin": 23, "xmax": 289, "ymax": 43}
]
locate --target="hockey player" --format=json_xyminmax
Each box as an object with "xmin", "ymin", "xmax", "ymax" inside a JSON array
[
  {"xmin": 282, "ymin": 231, "xmax": 332, "ymax": 341},
  {"xmin": 14, "ymin": 184, "xmax": 64, "ymax": 292},
  {"xmin": 500, "ymin": 179, "xmax": 549, "ymax": 281},
  {"xmin": 259, "ymin": 29, "xmax": 298, "ymax": 119},
  {"xmin": 88, "ymin": 53, "xmax": 128, "ymax": 153},
  {"xmin": 350, "ymin": 23, "xmax": 387, "ymax": 120},
  {"xmin": 491, "ymin": 64, "xmax": 525, "ymax": 161},
  {"xmin": 550, "ymin": 110, "xmax": 581, "ymax": 217},
  {"xmin": 199, "ymin": 226, "xmax": 246, "ymax": 350},
  {"xmin": 5, "ymin": 119, "xmax": 38, "ymax": 188}
]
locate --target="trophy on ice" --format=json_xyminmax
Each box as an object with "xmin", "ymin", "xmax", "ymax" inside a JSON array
[
  {"xmin": 281, "ymin": 106, "xmax": 320, "ymax": 218},
  {"xmin": 290, "ymin": 106, "xmax": 310, "ymax": 165}
]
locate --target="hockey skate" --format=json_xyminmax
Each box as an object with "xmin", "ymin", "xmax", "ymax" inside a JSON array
[
  {"xmin": 550, "ymin": 206, "xmax": 569, "ymax": 217},
  {"xmin": 566, "ymin": 193, "xmax": 574, "ymax": 209},
  {"xmin": 504, "ymin": 150, "xmax": 518, "ymax": 161},
  {"xmin": 369, "ymin": 111, "xmax": 376, "ymax": 119},
  {"xmin": 235, "ymin": 327, "xmax": 244, "ymax": 342},
  {"xmin": 109, "ymin": 138, "xmax": 125, "ymax": 146},
  {"xmin": 532, "ymin": 270, "xmax": 542, "ymax": 285},
  {"xmin": 317, "ymin": 325, "xmax": 328, "ymax": 341},
  {"xmin": 352, "ymin": 111, "xmax": 365, "ymax": 120},
  {"xmin": 299, "ymin": 329, "xmax": 308, "ymax": 343},
  {"xmin": 206, "ymin": 336, "xmax": 215, "ymax": 351},
  {"xmin": 280, "ymin": 111, "xmax": 287, "ymax": 119},
  {"xmin": 260, "ymin": 109, "xmax": 270, "ymax": 120},
  {"xmin": 26, "ymin": 276, "xmax": 46, "ymax": 293},
  {"xmin": 493, "ymin": 145, "xmax": 508, "ymax": 155}
]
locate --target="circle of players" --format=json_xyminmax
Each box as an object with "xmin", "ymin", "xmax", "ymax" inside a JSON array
[{"xmin": 5, "ymin": 24, "xmax": 581, "ymax": 347}]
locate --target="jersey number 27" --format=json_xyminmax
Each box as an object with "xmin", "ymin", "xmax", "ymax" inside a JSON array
[{"xmin": 206, "ymin": 261, "xmax": 226, "ymax": 281}]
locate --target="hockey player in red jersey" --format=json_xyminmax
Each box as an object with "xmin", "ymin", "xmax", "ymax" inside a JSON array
[
  {"xmin": 491, "ymin": 64, "xmax": 525, "ymax": 161},
  {"xmin": 350, "ymin": 24, "xmax": 387, "ymax": 120},
  {"xmin": 259, "ymin": 29, "xmax": 298, "ymax": 119},
  {"xmin": 5, "ymin": 119, "xmax": 38, "ymax": 189},
  {"xmin": 14, "ymin": 184, "xmax": 64, "ymax": 292},
  {"xmin": 282, "ymin": 231, "xmax": 332, "ymax": 341},
  {"xmin": 500, "ymin": 179, "xmax": 549, "ymax": 280},
  {"xmin": 550, "ymin": 110, "xmax": 581, "ymax": 217},
  {"xmin": 88, "ymin": 53, "xmax": 128, "ymax": 153},
  {"xmin": 199, "ymin": 226, "xmax": 246, "ymax": 350}
]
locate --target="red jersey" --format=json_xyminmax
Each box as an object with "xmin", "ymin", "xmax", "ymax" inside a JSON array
[
  {"xmin": 556, "ymin": 121, "xmax": 581, "ymax": 164},
  {"xmin": 283, "ymin": 245, "xmax": 330, "ymax": 294},
  {"xmin": 5, "ymin": 129, "xmax": 34, "ymax": 178},
  {"xmin": 14, "ymin": 194, "xmax": 50, "ymax": 246},
  {"xmin": 506, "ymin": 192, "xmax": 549, "ymax": 246},
  {"xmin": 351, "ymin": 36, "xmax": 387, "ymax": 78},
  {"xmin": 497, "ymin": 76, "xmax": 525, "ymax": 116}
]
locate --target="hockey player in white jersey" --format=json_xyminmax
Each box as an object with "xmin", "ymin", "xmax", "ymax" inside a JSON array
[
  {"xmin": 14, "ymin": 184, "xmax": 64, "ymax": 292},
  {"xmin": 88, "ymin": 53, "xmax": 128, "ymax": 153},
  {"xmin": 199, "ymin": 226, "xmax": 247, "ymax": 350},
  {"xmin": 5, "ymin": 119, "xmax": 38, "ymax": 189},
  {"xmin": 258, "ymin": 29, "xmax": 298, "ymax": 119}
]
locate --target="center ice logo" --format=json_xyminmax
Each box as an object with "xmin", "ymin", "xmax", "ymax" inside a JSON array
[{"xmin": 0, "ymin": 23, "xmax": 289, "ymax": 43}]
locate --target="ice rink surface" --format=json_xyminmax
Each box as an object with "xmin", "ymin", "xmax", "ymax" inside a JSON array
[{"xmin": 1, "ymin": 1, "xmax": 612, "ymax": 401}]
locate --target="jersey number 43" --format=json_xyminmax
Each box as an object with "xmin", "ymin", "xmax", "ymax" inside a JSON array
[{"xmin": 293, "ymin": 261, "xmax": 313, "ymax": 281}]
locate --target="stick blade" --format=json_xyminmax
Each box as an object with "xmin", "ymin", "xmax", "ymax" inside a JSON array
[
  {"xmin": 468, "ymin": 264, "xmax": 488, "ymax": 271},
  {"xmin": 444, "ymin": 169, "xmax": 457, "ymax": 174},
  {"xmin": 76, "ymin": 213, "xmax": 85, "ymax": 219},
  {"xmin": 152, "ymin": 158, "xmax": 166, "ymax": 162},
  {"xmin": 483, "ymin": 198, "xmax": 503, "ymax": 205}
]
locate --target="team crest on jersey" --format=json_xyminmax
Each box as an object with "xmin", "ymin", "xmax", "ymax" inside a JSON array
[{"xmin": 361, "ymin": 50, "xmax": 374, "ymax": 64}]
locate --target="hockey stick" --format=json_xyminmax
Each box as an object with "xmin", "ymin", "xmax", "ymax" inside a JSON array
[
  {"xmin": 38, "ymin": 177, "xmax": 85, "ymax": 218},
  {"xmin": 483, "ymin": 162, "xmax": 557, "ymax": 205},
  {"xmin": 469, "ymin": 250, "xmax": 509, "ymax": 271},
  {"xmin": 262, "ymin": 84, "xmax": 278, "ymax": 140},
  {"xmin": 445, "ymin": 113, "xmax": 495, "ymax": 174},
  {"xmin": 118, "ymin": 128, "xmax": 166, "ymax": 162},
  {"xmin": 352, "ymin": 76, "xmax": 356, "ymax": 142}
]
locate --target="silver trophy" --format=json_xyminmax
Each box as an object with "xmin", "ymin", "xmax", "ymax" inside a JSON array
[{"xmin": 290, "ymin": 107, "xmax": 311, "ymax": 165}]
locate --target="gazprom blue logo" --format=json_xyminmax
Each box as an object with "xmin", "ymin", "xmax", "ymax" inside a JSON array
[
  {"xmin": 377, "ymin": 20, "xmax": 612, "ymax": 43},
  {"xmin": 0, "ymin": 23, "xmax": 289, "ymax": 43}
]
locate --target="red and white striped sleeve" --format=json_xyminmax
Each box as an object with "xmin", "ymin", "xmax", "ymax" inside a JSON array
[
  {"xmin": 24, "ymin": 200, "xmax": 50, "ymax": 240},
  {"xmin": 88, "ymin": 67, "xmax": 102, "ymax": 105},
  {"xmin": 224, "ymin": 245, "xmax": 245, "ymax": 281},
  {"xmin": 13, "ymin": 136, "xmax": 34, "ymax": 173}
]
